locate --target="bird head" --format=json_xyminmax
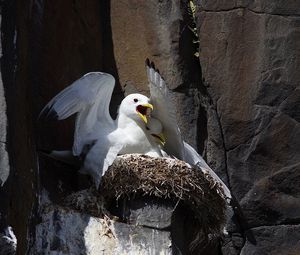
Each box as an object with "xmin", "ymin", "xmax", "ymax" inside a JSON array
[
  {"xmin": 119, "ymin": 93, "xmax": 153, "ymax": 124},
  {"xmin": 146, "ymin": 117, "xmax": 166, "ymax": 146}
]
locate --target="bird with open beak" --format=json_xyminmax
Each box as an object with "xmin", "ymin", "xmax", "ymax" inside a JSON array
[{"xmin": 40, "ymin": 73, "xmax": 163, "ymax": 187}]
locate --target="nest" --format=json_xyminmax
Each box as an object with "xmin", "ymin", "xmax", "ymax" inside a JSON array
[
  {"xmin": 100, "ymin": 154, "xmax": 226, "ymax": 238},
  {"xmin": 64, "ymin": 188, "xmax": 107, "ymax": 217}
]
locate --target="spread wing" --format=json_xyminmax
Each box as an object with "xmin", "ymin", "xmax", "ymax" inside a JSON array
[
  {"xmin": 184, "ymin": 142, "xmax": 232, "ymax": 199},
  {"xmin": 146, "ymin": 60, "xmax": 184, "ymax": 159},
  {"xmin": 40, "ymin": 72, "xmax": 116, "ymax": 155}
]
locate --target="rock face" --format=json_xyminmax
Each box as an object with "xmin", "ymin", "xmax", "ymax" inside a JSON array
[
  {"xmin": 0, "ymin": 0, "xmax": 299, "ymax": 254},
  {"xmin": 0, "ymin": 2, "xmax": 17, "ymax": 255},
  {"xmin": 240, "ymin": 225, "xmax": 300, "ymax": 255},
  {"xmin": 33, "ymin": 204, "xmax": 172, "ymax": 255},
  {"xmin": 31, "ymin": 155, "xmax": 226, "ymax": 254},
  {"xmin": 0, "ymin": 8, "xmax": 10, "ymax": 230},
  {"xmin": 110, "ymin": 0, "xmax": 203, "ymax": 149},
  {"xmin": 32, "ymin": 151, "xmax": 228, "ymax": 255},
  {"xmin": 36, "ymin": 199, "xmax": 174, "ymax": 254},
  {"xmin": 196, "ymin": 0, "xmax": 300, "ymax": 254}
]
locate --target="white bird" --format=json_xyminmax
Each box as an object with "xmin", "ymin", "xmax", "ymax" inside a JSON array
[
  {"xmin": 41, "ymin": 64, "xmax": 232, "ymax": 199},
  {"xmin": 145, "ymin": 60, "xmax": 232, "ymax": 199},
  {"xmin": 40, "ymin": 72, "xmax": 161, "ymax": 187}
]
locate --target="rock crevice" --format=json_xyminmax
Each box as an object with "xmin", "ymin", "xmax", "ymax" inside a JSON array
[{"xmin": 199, "ymin": 7, "xmax": 300, "ymax": 17}]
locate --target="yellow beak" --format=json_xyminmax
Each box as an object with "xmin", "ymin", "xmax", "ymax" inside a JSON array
[
  {"xmin": 143, "ymin": 103, "xmax": 154, "ymax": 111},
  {"xmin": 151, "ymin": 132, "xmax": 166, "ymax": 146},
  {"xmin": 136, "ymin": 103, "xmax": 153, "ymax": 123}
]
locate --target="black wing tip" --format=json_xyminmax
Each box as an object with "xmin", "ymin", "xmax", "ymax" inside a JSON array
[
  {"xmin": 48, "ymin": 107, "xmax": 59, "ymax": 119},
  {"xmin": 145, "ymin": 58, "xmax": 155, "ymax": 69},
  {"xmin": 150, "ymin": 61, "xmax": 155, "ymax": 69},
  {"xmin": 39, "ymin": 149, "xmax": 52, "ymax": 154},
  {"xmin": 145, "ymin": 58, "xmax": 160, "ymax": 74},
  {"xmin": 145, "ymin": 58, "xmax": 150, "ymax": 67},
  {"xmin": 39, "ymin": 105, "xmax": 59, "ymax": 121}
]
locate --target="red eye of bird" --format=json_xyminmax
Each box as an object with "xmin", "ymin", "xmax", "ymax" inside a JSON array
[{"xmin": 134, "ymin": 98, "xmax": 138, "ymax": 103}]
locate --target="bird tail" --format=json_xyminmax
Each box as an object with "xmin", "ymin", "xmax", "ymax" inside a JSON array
[{"xmin": 39, "ymin": 150, "xmax": 81, "ymax": 168}]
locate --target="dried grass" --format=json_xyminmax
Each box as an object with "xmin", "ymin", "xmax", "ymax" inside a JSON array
[{"xmin": 100, "ymin": 154, "xmax": 226, "ymax": 237}]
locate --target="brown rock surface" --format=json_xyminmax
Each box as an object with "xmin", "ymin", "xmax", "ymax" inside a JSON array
[
  {"xmin": 0, "ymin": 0, "xmax": 299, "ymax": 254},
  {"xmin": 110, "ymin": 0, "xmax": 204, "ymax": 148},
  {"xmin": 196, "ymin": 1, "xmax": 300, "ymax": 253},
  {"xmin": 198, "ymin": 0, "xmax": 300, "ymax": 15}
]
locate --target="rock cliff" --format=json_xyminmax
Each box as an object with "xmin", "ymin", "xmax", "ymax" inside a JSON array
[{"xmin": 0, "ymin": 0, "xmax": 299, "ymax": 254}]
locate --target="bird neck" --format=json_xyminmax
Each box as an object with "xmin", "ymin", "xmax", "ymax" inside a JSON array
[{"xmin": 117, "ymin": 113, "xmax": 145, "ymax": 130}]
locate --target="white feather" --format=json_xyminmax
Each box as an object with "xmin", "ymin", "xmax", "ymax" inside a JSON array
[
  {"xmin": 183, "ymin": 142, "xmax": 232, "ymax": 199},
  {"xmin": 40, "ymin": 72, "xmax": 116, "ymax": 156},
  {"xmin": 146, "ymin": 62, "xmax": 231, "ymax": 200},
  {"xmin": 41, "ymin": 76, "xmax": 160, "ymax": 187},
  {"xmin": 147, "ymin": 65, "xmax": 184, "ymax": 159}
]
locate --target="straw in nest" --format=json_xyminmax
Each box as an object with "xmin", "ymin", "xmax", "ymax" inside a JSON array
[{"xmin": 100, "ymin": 154, "xmax": 226, "ymax": 239}]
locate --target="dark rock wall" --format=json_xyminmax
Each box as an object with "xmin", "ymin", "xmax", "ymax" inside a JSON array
[
  {"xmin": 0, "ymin": 0, "xmax": 12, "ymax": 235},
  {"xmin": 1, "ymin": 1, "xmax": 38, "ymax": 253},
  {"xmin": 196, "ymin": 1, "xmax": 300, "ymax": 254},
  {"xmin": 0, "ymin": 0, "xmax": 299, "ymax": 254}
]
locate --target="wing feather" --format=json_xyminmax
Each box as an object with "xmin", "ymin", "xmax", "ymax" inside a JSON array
[
  {"xmin": 146, "ymin": 61, "xmax": 184, "ymax": 159},
  {"xmin": 184, "ymin": 142, "xmax": 232, "ymax": 199},
  {"xmin": 40, "ymin": 72, "xmax": 116, "ymax": 155},
  {"xmin": 145, "ymin": 60, "xmax": 230, "ymax": 199},
  {"xmin": 81, "ymin": 137, "xmax": 123, "ymax": 188}
]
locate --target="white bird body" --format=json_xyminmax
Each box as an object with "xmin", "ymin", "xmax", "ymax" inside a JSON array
[
  {"xmin": 112, "ymin": 114, "xmax": 161, "ymax": 156},
  {"xmin": 40, "ymin": 73, "xmax": 160, "ymax": 187}
]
